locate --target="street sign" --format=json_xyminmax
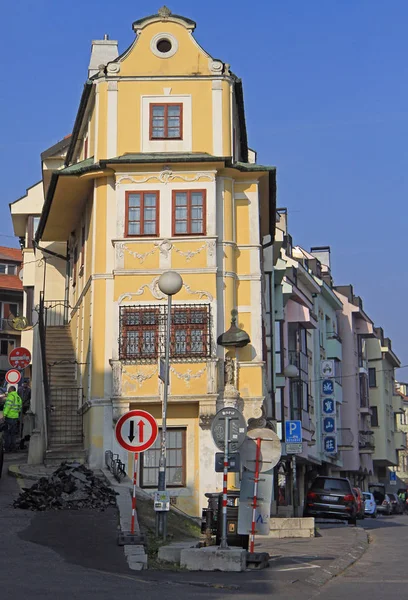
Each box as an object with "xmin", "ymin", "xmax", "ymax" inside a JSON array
[
  {"xmin": 323, "ymin": 436, "xmax": 337, "ymax": 454},
  {"xmin": 238, "ymin": 470, "xmax": 273, "ymax": 536},
  {"xmin": 322, "ymin": 397, "xmax": 336, "ymax": 415},
  {"xmin": 390, "ymin": 471, "xmax": 397, "ymax": 485},
  {"xmin": 285, "ymin": 442, "xmax": 303, "ymax": 454},
  {"xmin": 154, "ymin": 491, "xmax": 170, "ymax": 511},
  {"xmin": 115, "ymin": 409, "xmax": 158, "ymax": 453},
  {"xmin": 323, "ymin": 417, "xmax": 336, "ymax": 434},
  {"xmin": 321, "ymin": 360, "xmax": 335, "ymax": 378},
  {"xmin": 215, "ymin": 452, "xmax": 240, "ymax": 473},
  {"xmin": 240, "ymin": 427, "xmax": 282, "ymax": 473},
  {"xmin": 285, "ymin": 420, "xmax": 302, "ymax": 444},
  {"xmin": 8, "ymin": 347, "xmax": 31, "ymax": 369},
  {"xmin": 5, "ymin": 369, "xmax": 21, "ymax": 385},
  {"xmin": 211, "ymin": 407, "xmax": 247, "ymax": 452},
  {"xmin": 322, "ymin": 379, "xmax": 334, "ymax": 395},
  {"xmin": 159, "ymin": 358, "xmax": 169, "ymax": 383}
]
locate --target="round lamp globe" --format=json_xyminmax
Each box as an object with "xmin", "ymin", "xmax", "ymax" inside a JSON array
[{"xmin": 158, "ymin": 271, "xmax": 183, "ymax": 296}]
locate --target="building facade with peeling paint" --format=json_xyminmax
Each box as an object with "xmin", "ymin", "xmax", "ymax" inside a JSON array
[{"xmin": 29, "ymin": 7, "xmax": 276, "ymax": 516}]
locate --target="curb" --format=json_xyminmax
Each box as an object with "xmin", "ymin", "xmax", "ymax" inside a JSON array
[
  {"xmin": 7, "ymin": 464, "xmax": 45, "ymax": 481},
  {"xmin": 305, "ymin": 526, "xmax": 369, "ymax": 586}
]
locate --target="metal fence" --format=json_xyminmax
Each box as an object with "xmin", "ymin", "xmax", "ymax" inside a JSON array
[
  {"xmin": 119, "ymin": 303, "xmax": 212, "ymax": 361},
  {"xmin": 43, "ymin": 299, "xmax": 70, "ymax": 327},
  {"xmin": 48, "ymin": 387, "xmax": 84, "ymax": 447},
  {"xmin": 105, "ymin": 450, "xmax": 127, "ymax": 482}
]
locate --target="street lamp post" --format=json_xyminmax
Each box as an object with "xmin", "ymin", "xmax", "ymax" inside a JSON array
[{"xmin": 156, "ymin": 271, "xmax": 183, "ymax": 540}]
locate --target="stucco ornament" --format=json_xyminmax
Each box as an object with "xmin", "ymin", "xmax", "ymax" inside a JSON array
[
  {"xmin": 170, "ymin": 365, "xmax": 206, "ymax": 388},
  {"xmin": 158, "ymin": 5, "xmax": 171, "ymax": 17},
  {"xmin": 122, "ymin": 366, "xmax": 158, "ymax": 390},
  {"xmin": 209, "ymin": 59, "xmax": 223, "ymax": 73},
  {"xmin": 117, "ymin": 242, "xmax": 158, "ymax": 264},
  {"xmin": 118, "ymin": 277, "xmax": 213, "ymax": 303},
  {"xmin": 116, "ymin": 170, "xmax": 215, "ymax": 187},
  {"xmin": 107, "ymin": 62, "xmax": 120, "ymax": 74}
]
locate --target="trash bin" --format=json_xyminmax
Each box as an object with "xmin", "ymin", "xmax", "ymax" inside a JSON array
[
  {"xmin": 201, "ymin": 490, "xmax": 248, "ymax": 549},
  {"xmin": 201, "ymin": 492, "xmax": 220, "ymax": 536}
]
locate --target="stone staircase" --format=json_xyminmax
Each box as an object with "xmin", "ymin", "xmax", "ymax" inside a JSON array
[{"xmin": 45, "ymin": 325, "xmax": 85, "ymax": 465}]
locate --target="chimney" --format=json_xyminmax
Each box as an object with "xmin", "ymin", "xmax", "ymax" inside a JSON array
[
  {"xmin": 310, "ymin": 246, "xmax": 331, "ymax": 270},
  {"xmin": 88, "ymin": 34, "xmax": 119, "ymax": 77}
]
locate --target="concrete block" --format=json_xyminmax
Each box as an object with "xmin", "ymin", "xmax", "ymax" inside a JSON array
[
  {"xmin": 180, "ymin": 547, "xmax": 246, "ymax": 572},
  {"xmin": 300, "ymin": 517, "xmax": 315, "ymax": 529},
  {"xmin": 279, "ymin": 528, "xmax": 313, "ymax": 539},
  {"xmin": 124, "ymin": 544, "xmax": 148, "ymax": 570},
  {"xmin": 158, "ymin": 541, "xmax": 198, "ymax": 564}
]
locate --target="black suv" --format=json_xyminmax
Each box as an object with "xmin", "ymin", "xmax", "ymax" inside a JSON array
[{"xmin": 303, "ymin": 476, "xmax": 358, "ymax": 525}]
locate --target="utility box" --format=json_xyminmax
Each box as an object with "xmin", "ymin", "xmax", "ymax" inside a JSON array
[{"xmin": 201, "ymin": 490, "xmax": 249, "ymax": 550}]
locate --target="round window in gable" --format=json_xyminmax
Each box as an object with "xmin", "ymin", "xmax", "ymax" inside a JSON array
[
  {"xmin": 150, "ymin": 33, "xmax": 178, "ymax": 58},
  {"xmin": 157, "ymin": 38, "xmax": 172, "ymax": 54}
]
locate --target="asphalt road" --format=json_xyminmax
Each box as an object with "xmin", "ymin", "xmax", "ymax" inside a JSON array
[
  {"xmin": 313, "ymin": 513, "xmax": 408, "ymax": 599},
  {"xmin": 1, "ymin": 455, "xmax": 407, "ymax": 600}
]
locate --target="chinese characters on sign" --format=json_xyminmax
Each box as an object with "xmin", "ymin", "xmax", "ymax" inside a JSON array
[{"xmin": 321, "ymin": 365, "xmax": 337, "ymax": 454}]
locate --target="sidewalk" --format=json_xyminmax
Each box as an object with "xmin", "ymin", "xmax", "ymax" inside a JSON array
[{"xmin": 7, "ymin": 461, "xmax": 369, "ymax": 588}]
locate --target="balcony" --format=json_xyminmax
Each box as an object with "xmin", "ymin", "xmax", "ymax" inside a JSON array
[
  {"xmin": 337, "ymin": 428, "xmax": 354, "ymax": 450},
  {"xmin": 326, "ymin": 336, "xmax": 342, "ymax": 360},
  {"xmin": 0, "ymin": 318, "xmax": 22, "ymax": 335},
  {"xmin": 359, "ymin": 431, "xmax": 375, "ymax": 453},
  {"xmin": 288, "ymin": 350, "xmax": 308, "ymax": 375},
  {"xmin": 394, "ymin": 430, "xmax": 407, "ymax": 451},
  {"xmin": 359, "ymin": 372, "xmax": 371, "ymax": 413}
]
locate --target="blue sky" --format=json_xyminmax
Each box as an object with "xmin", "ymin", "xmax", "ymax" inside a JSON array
[{"xmin": 2, "ymin": 1, "xmax": 407, "ymax": 367}]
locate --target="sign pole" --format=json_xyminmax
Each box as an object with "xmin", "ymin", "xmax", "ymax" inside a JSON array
[
  {"xmin": 156, "ymin": 293, "xmax": 172, "ymax": 540},
  {"xmin": 249, "ymin": 437, "xmax": 262, "ymax": 553},
  {"xmin": 131, "ymin": 452, "xmax": 139, "ymax": 534},
  {"xmin": 220, "ymin": 415, "xmax": 229, "ymax": 549},
  {"xmin": 292, "ymin": 455, "xmax": 297, "ymax": 517}
]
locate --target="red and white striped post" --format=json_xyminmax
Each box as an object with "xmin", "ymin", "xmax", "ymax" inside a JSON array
[
  {"xmin": 220, "ymin": 416, "xmax": 230, "ymax": 549},
  {"xmin": 130, "ymin": 452, "xmax": 139, "ymax": 534},
  {"xmin": 249, "ymin": 437, "xmax": 262, "ymax": 553}
]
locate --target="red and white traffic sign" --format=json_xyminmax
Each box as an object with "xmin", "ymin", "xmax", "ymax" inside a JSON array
[
  {"xmin": 9, "ymin": 347, "xmax": 31, "ymax": 369},
  {"xmin": 115, "ymin": 410, "xmax": 158, "ymax": 453},
  {"xmin": 5, "ymin": 369, "xmax": 21, "ymax": 385}
]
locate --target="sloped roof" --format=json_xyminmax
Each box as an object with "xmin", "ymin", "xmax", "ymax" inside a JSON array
[
  {"xmin": 41, "ymin": 135, "xmax": 72, "ymax": 160},
  {"xmin": 0, "ymin": 247, "xmax": 22, "ymax": 262},
  {"xmin": 0, "ymin": 275, "xmax": 23, "ymax": 291}
]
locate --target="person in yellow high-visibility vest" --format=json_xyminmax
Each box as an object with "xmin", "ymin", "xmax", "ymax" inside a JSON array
[{"xmin": 3, "ymin": 386, "xmax": 22, "ymax": 452}]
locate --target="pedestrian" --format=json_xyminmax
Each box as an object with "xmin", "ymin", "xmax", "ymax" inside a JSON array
[
  {"xmin": 18, "ymin": 379, "xmax": 31, "ymax": 450},
  {"xmin": 2, "ymin": 386, "xmax": 22, "ymax": 452}
]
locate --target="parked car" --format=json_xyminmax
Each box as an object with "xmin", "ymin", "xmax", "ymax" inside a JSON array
[
  {"xmin": 376, "ymin": 493, "xmax": 392, "ymax": 515},
  {"xmin": 363, "ymin": 492, "xmax": 377, "ymax": 518},
  {"xmin": 304, "ymin": 476, "xmax": 358, "ymax": 525},
  {"xmin": 388, "ymin": 493, "xmax": 404, "ymax": 515},
  {"xmin": 353, "ymin": 487, "xmax": 365, "ymax": 519}
]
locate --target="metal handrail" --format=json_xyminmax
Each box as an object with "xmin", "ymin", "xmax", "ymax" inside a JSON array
[{"xmin": 38, "ymin": 292, "xmax": 51, "ymax": 438}]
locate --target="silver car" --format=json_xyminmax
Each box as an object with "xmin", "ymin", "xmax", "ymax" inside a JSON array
[{"xmin": 363, "ymin": 492, "xmax": 377, "ymax": 518}]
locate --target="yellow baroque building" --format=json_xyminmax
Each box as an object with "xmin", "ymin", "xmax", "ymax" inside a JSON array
[{"xmin": 30, "ymin": 7, "xmax": 276, "ymax": 516}]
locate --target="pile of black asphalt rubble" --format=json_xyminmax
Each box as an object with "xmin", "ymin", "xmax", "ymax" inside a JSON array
[{"xmin": 14, "ymin": 462, "xmax": 118, "ymax": 511}]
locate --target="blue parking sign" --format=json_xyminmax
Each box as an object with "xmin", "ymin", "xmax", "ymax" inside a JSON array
[
  {"xmin": 322, "ymin": 379, "xmax": 334, "ymax": 395},
  {"xmin": 285, "ymin": 420, "xmax": 302, "ymax": 443}
]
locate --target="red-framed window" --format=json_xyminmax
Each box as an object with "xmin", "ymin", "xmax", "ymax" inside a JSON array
[
  {"xmin": 172, "ymin": 190, "xmax": 206, "ymax": 236},
  {"xmin": 120, "ymin": 307, "xmax": 159, "ymax": 360},
  {"xmin": 149, "ymin": 103, "xmax": 183, "ymax": 140},
  {"xmin": 125, "ymin": 191, "xmax": 160, "ymax": 237},
  {"xmin": 171, "ymin": 307, "xmax": 209, "ymax": 358}
]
